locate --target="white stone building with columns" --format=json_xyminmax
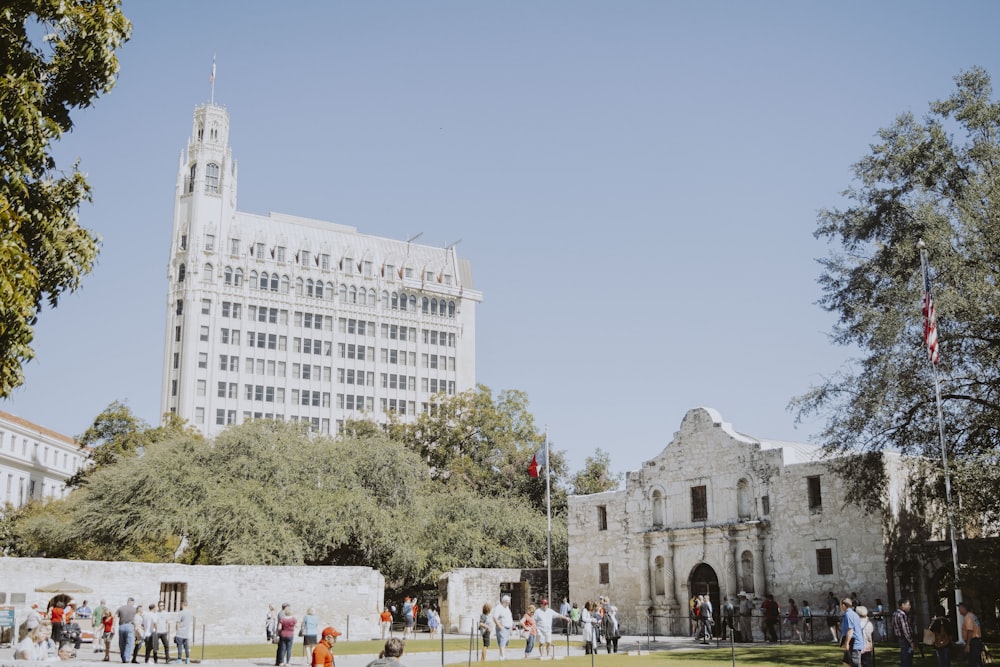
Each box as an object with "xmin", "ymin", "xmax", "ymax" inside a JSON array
[{"xmin": 567, "ymin": 407, "xmax": 903, "ymax": 635}]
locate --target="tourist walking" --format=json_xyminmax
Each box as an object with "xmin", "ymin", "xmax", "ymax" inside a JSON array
[
  {"xmin": 892, "ymin": 598, "xmax": 916, "ymax": 667},
  {"xmin": 274, "ymin": 607, "xmax": 297, "ymax": 667}
]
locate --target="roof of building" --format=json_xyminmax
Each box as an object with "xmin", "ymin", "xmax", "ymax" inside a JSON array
[{"xmin": 0, "ymin": 410, "xmax": 79, "ymax": 447}]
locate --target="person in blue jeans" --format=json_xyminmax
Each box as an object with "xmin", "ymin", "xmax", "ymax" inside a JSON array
[{"xmin": 116, "ymin": 598, "xmax": 138, "ymax": 664}]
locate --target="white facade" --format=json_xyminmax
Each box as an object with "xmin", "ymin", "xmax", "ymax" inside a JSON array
[
  {"xmin": 568, "ymin": 407, "xmax": 899, "ymax": 635},
  {"xmin": 161, "ymin": 104, "xmax": 481, "ymax": 436},
  {"xmin": 0, "ymin": 410, "xmax": 86, "ymax": 507}
]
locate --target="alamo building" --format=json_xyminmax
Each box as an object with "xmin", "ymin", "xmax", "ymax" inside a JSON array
[{"xmin": 567, "ymin": 407, "xmax": 974, "ymax": 633}]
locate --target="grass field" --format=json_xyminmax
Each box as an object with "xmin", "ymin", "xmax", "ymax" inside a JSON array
[{"xmin": 192, "ymin": 639, "xmax": 952, "ymax": 666}]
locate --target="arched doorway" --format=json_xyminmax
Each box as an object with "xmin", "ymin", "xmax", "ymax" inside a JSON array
[{"xmin": 689, "ymin": 563, "xmax": 720, "ymax": 637}]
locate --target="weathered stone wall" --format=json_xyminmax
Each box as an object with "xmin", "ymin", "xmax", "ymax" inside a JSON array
[
  {"xmin": 0, "ymin": 558, "xmax": 384, "ymax": 643},
  {"xmin": 437, "ymin": 568, "xmax": 567, "ymax": 634},
  {"xmin": 568, "ymin": 408, "xmax": 894, "ymax": 635}
]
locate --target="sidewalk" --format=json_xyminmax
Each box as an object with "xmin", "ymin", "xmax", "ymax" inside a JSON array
[{"xmin": 0, "ymin": 633, "xmax": 742, "ymax": 667}]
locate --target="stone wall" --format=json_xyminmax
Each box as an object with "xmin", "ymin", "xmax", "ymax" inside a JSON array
[
  {"xmin": 0, "ymin": 558, "xmax": 384, "ymax": 643},
  {"xmin": 568, "ymin": 408, "xmax": 894, "ymax": 636},
  {"xmin": 438, "ymin": 568, "xmax": 568, "ymax": 634}
]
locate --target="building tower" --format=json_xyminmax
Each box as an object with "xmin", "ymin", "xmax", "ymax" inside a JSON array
[{"xmin": 161, "ymin": 103, "xmax": 481, "ymax": 436}]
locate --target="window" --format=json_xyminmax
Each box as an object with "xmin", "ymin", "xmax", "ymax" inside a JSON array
[
  {"xmin": 761, "ymin": 495, "xmax": 771, "ymax": 516},
  {"xmin": 199, "ymin": 326, "xmax": 209, "ymax": 342},
  {"xmin": 816, "ymin": 548, "xmax": 833, "ymax": 575},
  {"xmin": 201, "ymin": 299, "xmax": 211, "ymax": 315},
  {"xmin": 599, "ymin": 563, "xmax": 610, "ymax": 585},
  {"xmin": 198, "ymin": 353, "xmax": 208, "ymax": 369},
  {"xmin": 205, "ymin": 234, "xmax": 215, "ymax": 251},
  {"xmin": 206, "ymin": 162, "xmax": 220, "ymax": 193},
  {"xmin": 807, "ymin": 476, "xmax": 823, "ymax": 510},
  {"xmin": 691, "ymin": 485, "xmax": 708, "ymax": 521},
  {"xmin": 177, "ymin": 263, "xmax": 186, "ymax": 282},
  {"xmin": 230, "ymin": 238, "xmax": 240, "ymax": 257},
  {"xmin": 597, "ymin": 505, "xmax": 608, "ymax": 531}
]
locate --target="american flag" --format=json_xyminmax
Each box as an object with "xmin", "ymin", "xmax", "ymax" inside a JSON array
[{"xmin": 922, "ymin": 262, "xmax": 939, "ymax": 364}]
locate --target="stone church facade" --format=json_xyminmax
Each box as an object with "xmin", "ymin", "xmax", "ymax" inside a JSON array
[{"xmin": 568, "ymin": 407, "xmax": 900, "ymax": 634}]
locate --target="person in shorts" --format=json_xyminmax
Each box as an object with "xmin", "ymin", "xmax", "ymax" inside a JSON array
[
  {"xmin": 533, "ymin": 599, "xmax": 570, "ymax": 658},
  {"xmin": 478, "ymin": 604, "xmax": 492, "ymax": 662}
]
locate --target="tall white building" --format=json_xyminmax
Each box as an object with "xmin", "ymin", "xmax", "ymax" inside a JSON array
[
  {"xmin": 161, "ymin": 103, "xmax": 481, "ymax": 436},
  {"xmin": 0, "ymin": 410, "xmax": 86, "ymax": 507}
]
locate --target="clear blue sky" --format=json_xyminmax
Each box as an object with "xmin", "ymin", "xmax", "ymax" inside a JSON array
[{"xmin": 6, "ymin": 1, "xmax": 1000, "ymax": 477}]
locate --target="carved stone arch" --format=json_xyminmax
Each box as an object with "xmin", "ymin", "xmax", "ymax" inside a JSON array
[
  {"xmin": 737, "ymin": 478, "xmax": 752, "ymax": 520},
  {"xmin": 650, "ymin": 485, "xmax": 666, "ymax": 528}
]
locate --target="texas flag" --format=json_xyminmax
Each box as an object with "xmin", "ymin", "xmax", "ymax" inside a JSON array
[{"xmin": 528, "ymin": 446, "xmax": 547, "ymax": 478}]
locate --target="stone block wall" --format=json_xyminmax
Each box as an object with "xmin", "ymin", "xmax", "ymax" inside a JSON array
[{"xmin": 0, "ymin": 557, "xmax": 384, "ymax": 644}]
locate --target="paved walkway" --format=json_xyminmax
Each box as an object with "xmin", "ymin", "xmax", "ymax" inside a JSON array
[{"xmin": 1, "ymin": 633, "xmax": 764, "ymax": 667}]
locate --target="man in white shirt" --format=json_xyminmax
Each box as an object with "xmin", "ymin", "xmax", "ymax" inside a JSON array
[
  {"xmin": 492, "ymin": 595, "xmax": 514, "ymax": 661},
  {"xmin": 533, "ymin": 599, "xmax": 570, "ymax": 658}
]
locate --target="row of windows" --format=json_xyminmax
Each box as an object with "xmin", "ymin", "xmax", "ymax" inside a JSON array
[
  {"xmin": 180, "ymin": 265, "xmax": 459, "ymax": 316},
  {"xmin": 0, "ymin": 431, "xmax": 79, "ymax": 471}
]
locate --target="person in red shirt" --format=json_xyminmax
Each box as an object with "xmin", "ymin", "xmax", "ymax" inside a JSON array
[{"xmin": 311, "ymin": 626, "xmax": 341, "ymax": 667}]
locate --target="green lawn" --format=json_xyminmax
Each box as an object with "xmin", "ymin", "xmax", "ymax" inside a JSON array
[{"xmin": 192, "ymin": 640, "xmax": 950, "ymax": 666}]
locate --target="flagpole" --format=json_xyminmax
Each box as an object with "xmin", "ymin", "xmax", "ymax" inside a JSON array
[
  {"xmin": 918, "ymin": 240, "xmax": 963, "ymax": 641},
  {"xmin": 545, "ymin": 426, "xmax": 552, "ymax": 604}
]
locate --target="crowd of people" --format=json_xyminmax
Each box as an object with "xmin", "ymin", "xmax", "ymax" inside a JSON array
[{"xmin": 14, "ymin": 597, "xmax": 193, "ymax": 664}]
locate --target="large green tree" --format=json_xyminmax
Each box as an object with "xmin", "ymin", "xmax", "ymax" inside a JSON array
[
  {"xmin": 568, "ymin": 448, "xmax": 622, "ymax": 495},
  {"xmin": 0, "ymin": 0, "xmax": 130, "ymax": 396},
  {"xmin": 792, "ymin": 68, "xmax": 1000, "ymax": 577},
  {"xmin": 12, "ymin": 417, "xmax": 567, "ymax": 589}
]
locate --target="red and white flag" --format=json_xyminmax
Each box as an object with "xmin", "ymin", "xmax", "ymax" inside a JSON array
[
  {"xmin": 528, "ymin": 446, "xmax": 547, "ymax": 478},
  {"xmin": 922, "ymin": 262, "xmax": 939, "ymax": 364}
]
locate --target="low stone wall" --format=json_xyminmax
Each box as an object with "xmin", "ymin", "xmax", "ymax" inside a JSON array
[{"xmin": 0, "ymin": 557, "xmax": 384, "ymax": 644}]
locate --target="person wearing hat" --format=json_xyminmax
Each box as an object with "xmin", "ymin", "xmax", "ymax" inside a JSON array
[
  {"xmin": 533, "ymin": 599, "xmax": 570, "ymax": 658},
  {"xmin": 365, "ymin": 638, "xmax": 407, "ymax": 667},
  {"xmin": 311, "ymin": 626, "xmax": 341, "ymax": 667}
]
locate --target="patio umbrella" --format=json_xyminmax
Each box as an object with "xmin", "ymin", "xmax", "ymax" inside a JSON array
[{"xmin": 34, "ymin": 580, "xmax": 93, "ymax": 594}]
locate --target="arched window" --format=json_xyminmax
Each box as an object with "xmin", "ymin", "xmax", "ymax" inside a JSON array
[
  {"xmin": 315, "ymin": 281, "xmax": 323, "ymax": 299},
  {"xmin": 260, "ymin": 272, "xmax": 269, "ymax": 290},
  {"xmin": 382, "ymin": 290, "xmax": 389, "ymax": 307},
  {"xmin": 422, "ymin": 297, "xmax": 429, "ymax": 313},
  {"xmin": 306, "ymin": 279, "xmax": 314, "ymax": 297},
  {"xmin": 368, "ymin": 288, "xmax": 377, "ymax": 306},
  {"xmin": 202, "ymin": 263, "xmax": 213, "ymax": 283},
  {"xmin": 187, "ymin": 164, "xmax": 195, "ymax": 193},
  {"xmin": 234, "ymin": 268, "xmax": 244, "ymax": 286},
  {"xmin": 448, "ymin": 301, "xmax": 455, "ymax": 317},
  {"xmin": 270, "ymin": 274, "xmax": 279, "ymax": 292},
  {"xmin": 349, "ymin": 286, "xmax": 357, "ymax": 304},
  {"xmin": 652, "ymin": 489, "xmax": 665, "ymax": 528},
  {"xmin": 224, "ymin": 266, "xmax": 233, "ymax": 285},
  {"xmin": 205, "ymin": 162, "xmax": 220, "ymax": 193},
  {"xmin": 280, "ymin": 275, "xmax": 289, "ymax": 293},
  {"xmin": 339, "ymin": 284, "xmax": 347, "ymax": 302},
  {"xmin": 295, "ymin": 277, "xmax": 304, "ymax": 297},
  {"xmin": 399, "ymin": 292, "xmax": 408, "ymax": 311},
  {"xmin": 408, "ymin": 295, "xmax": 416, "ymax": 310},
  {"xmin": 249, "ymin": 271, "xmax": 258, "ymax": 289},
  {"xmin": 430, "ymin": 298, "xmax": 438, "ymax": 315},
  {"xmin": 391, "ymin": 292, "xmax": 398, "ymax": 309},
  {"xmin": 177, "ymin": 263, "xmax": 186, "ymax": 282}
]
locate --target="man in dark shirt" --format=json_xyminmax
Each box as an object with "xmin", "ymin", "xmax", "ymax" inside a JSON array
[{"xmin": 116, "ymin": 598, "xmax": 137, "ymax": 664}]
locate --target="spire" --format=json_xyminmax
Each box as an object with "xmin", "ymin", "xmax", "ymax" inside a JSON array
[{"xmin": 210, "ymin": 55, "xmax": 217, "ymax": 105}]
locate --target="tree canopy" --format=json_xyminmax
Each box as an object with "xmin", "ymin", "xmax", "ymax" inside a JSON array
[
  {"xmin": 8, "ymin": 389, "xmax": 572, "ymax": 592},
  {"xmin": 792, "ymin": 67, "xmax": 1000, "ymax": 543},
  {"xmin": 0, "ymin": 0, "xmax": 130, "ymax": 396},
  {"xmin": 568, "ymin": 448, "xmax": 622, "ymax": 495}
]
